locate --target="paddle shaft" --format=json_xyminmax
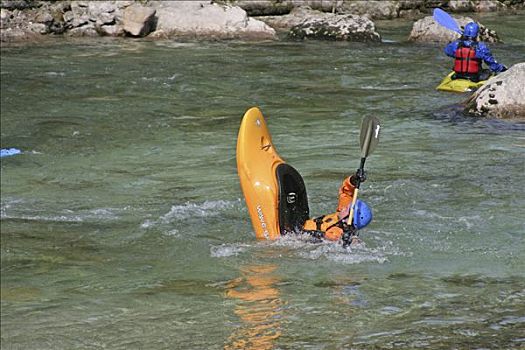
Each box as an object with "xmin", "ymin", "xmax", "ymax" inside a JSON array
[
  {"xmin": 346, "ymin": 157, "xmax": 366, "ymax": 225},
  {"xmin": 346, "ymin": 115, "xmax": 381, "ymax": 227}
]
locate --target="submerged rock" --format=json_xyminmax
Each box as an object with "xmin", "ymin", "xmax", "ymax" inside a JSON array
[
  {"xmin": 464, "ymin": 63, "xmax": 525, "ymax": 119},
  {"xmin": 409, "ymin": 15, "xmax": 500, "ymax": 44}
]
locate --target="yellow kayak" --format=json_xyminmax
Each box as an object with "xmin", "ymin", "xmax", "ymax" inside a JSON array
[
  {"xmin": 436, "ymin": 71, "xmax": 488, "ymax": 93},
  {"xmin": 236, "ymin": 107, "xmax": 309, "ymax": 240}
]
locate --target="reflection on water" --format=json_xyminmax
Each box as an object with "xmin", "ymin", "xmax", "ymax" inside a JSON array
[{"xmin": 224, "ymin": 264, "xmax": 283, "ymax": 350}]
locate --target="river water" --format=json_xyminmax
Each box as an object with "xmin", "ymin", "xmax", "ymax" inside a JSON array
[{"xmin": 1, "ymin": 14, "xmax": 524, "ymax": 350}]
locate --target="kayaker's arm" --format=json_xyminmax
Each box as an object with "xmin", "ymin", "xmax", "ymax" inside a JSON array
[
  {"xmin": 336, "ymin": 174, "xmax": 364, "ymax": 213},
  {"xmin": 444, "ymin": 41, "xmax": 459, "ymax": 58},
  {"xmin": 476, "ymin": 42, "xmax": 507, "ymax": 73}
]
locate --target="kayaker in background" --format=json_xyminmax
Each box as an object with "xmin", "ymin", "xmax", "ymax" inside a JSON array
[
  {"xmin": 444, "ymin": 22, "xmax": 507, "ymax": 82},
  {"xmin": 303, "ymin": 170, "xmax": 372, "ymax": 246}
]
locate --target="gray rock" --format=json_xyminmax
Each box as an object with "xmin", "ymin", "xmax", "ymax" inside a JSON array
[
  {"xmin": 225, "ymin": 0, "xmax": 294, "ymax": 16},
  {"xmin": 473, "ymin": 0, "xmax": 505, "ymax": 12},
  {"xmin": 63, "ymin": 10, "xmax": 75, "ymax": 24},
  {"xmin": 1, "ymin": 8, "xmax": 13, "ymax": 29},
  {"xmin": 409, "ymin": 15, "xmax": 500, "ymax": 44},
  {"xmin": 121, "ymin": 4, "xmax": 155, "ymax": 37},
  {"xmin": 339, "ymin": 0, "xmax": 399, "ymax": 20},
  {"xmin": 96, "ymin": 11, "xmax": 115, "ymax": 26},
  {"xmin": 28, "ymin": 21, "xmax": 46, "ymax": 34},
  {"xmin": 0, "ymin": 6, "xmax": 49, "ymax": 39},
  {"xmin": 97, "ymin": 24, "xmax": 123, "ymax": 36},
  {"xmin": 0, "ymin": 0, "xmax": 36, "ymax": 10},
  {"xmin": 88, "ymin": 1, "xmax": 117, "ymax": 15},
  {"xmin": 227, "ymin": 0, "xmax": 411, "ymax": 18},
  {"xmin": 288, "ymin": 7, "xmax": 381, "ymax": 42},
  {"xmin": 464, "ymin": 63, "xmax": 525, "ymax": 119},
  {"xmin": 34, "ymin": 11, "xmax": 53, "ymax": 24},
  {"xmin": 67, "ymin": 23, "xmax": 98, "ymax": 37},
  {"xmin": 449, "ymin": 0, "xmax": 474, "ymax": 12},
  {"xmin": 448, "ymin": 1, "xmax": 509, "ymax": 13},
  {"xmin": 221, "ymin": 0, "xmax": 345, "ymax": 16},
  {"xmin": 150, "ymin": 0, "xmax": 275, "ymax": 40},
  {"xmin": 255, "ymin": 6, "xmax": 310, "ymax": 30}
]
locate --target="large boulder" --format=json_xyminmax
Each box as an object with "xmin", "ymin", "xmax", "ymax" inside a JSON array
[
  {"xmin": 409, "ymin": 15, "xmax": 500, "ymax": 44},
  {"xmin": 121, "ymin": 4, "xmax": 155, "ymax": 37},
  {"xmin": 464, "ymin": 63, "xmax": 525, "ymax": 119},
  {"xmin": 148, "ymin": 0, "xmax": 276, "ymax": 40},
  {"xmin": 284, "ymin": 7, "xmax": 381, "ymax": 42}
]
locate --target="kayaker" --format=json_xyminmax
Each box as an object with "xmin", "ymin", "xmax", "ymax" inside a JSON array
[
  {"xmin": 303, "ymin": 170, "xmax": 372, "ymax": 246},
  {"xmin": 444, "ymin": 22, "xmax": 507, "ymax": 82}
]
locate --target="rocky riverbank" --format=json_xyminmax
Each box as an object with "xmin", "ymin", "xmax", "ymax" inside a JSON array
[{"xmin": 1, "ymin": 0, "xmax": 524, "ymax": 43}]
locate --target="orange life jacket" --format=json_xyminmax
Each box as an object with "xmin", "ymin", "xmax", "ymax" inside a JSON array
[
  {"xmin": 454, "ymin": 43, "xmax": 481, "ymax": 75},
  {"xmin": 303, "ymin": 177, "xmax": 356, "ymax": 241}
]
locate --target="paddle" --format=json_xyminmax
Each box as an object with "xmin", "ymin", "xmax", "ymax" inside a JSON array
[
  {"xmin": 347, "ymin": 116, "xmax": 381, "ymax": 227},
  {"xmin": 433, "ymin": 8, "xmax": 462, "ymax": 35}
]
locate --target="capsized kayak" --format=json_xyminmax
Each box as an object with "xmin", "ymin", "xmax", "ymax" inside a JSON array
[
  {"xmin": 436, "ymin": 71, "xmax": 488, "ymax": 93},
  {"xmin": 236, "ymin": 107, "xmax": 309, "ymax": 240}
]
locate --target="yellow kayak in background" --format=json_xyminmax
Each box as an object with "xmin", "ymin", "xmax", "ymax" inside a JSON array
[
  {"xmin": 436, "ymin": 71, "xmax": 488, "ymax": 93},
  {"xmin": 236, "ymin": 107, "xmax": 309, "ymax": 240}
]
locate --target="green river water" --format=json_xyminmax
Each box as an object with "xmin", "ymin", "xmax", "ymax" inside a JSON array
[{"xmin": 1, "ymin": 14, "xmax": 524, "ymax": 350}]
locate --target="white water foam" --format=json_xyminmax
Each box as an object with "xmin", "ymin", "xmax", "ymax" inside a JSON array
[
  {"xmin": 210, "ymin": 232, "xmax": 406, "ymax": 265},
  {"xmin": 1, "ymin": 197, "xmax": 125, "ymax": 223},
  {"xmin": 210, "ymin": 243, "xmax": 251, "ymax": 257},
  {"xmin": 160, "ymin": 200, "xmax": 236, "ymax": 221},
  {"xmin": 141, "ymin": 199, "xmax": 239, "ymax": 230},
  {"xmin": 0, "ymin": 208, "xmax": 122, "ymax": 223}
]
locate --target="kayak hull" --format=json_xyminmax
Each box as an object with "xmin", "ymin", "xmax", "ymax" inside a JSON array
[
  {"xmin": 237, "ymin": 107, "xmax": 283, "ymax": 240},
  {"xmin": 236, "ymin": 107, "xmax": 309, "ymax": 240},
  {"xmin": 436, "ymin": 71, "xmax": 487, "ymax": 93}
]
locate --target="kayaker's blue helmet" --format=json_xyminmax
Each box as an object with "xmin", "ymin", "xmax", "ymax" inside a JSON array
[
  {"xmin": 463, "ymin": 22, "xmax": 479, "ymax": 39},
  {"xmin": 353, "ymin": 199, "xmax": 373, "ymax": 229}
]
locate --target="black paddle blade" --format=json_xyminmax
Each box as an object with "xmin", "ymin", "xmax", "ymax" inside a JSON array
[{"xmin": 359, "ymin": 116, "xmax": 381, "ymax": 158}]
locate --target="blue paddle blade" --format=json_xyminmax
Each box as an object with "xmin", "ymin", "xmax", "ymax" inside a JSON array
[
  {"xmin": 433, "ymin": 8, "xmax": 462, "ymax": 34},
  {"xmin": 0, "ymin": 148, "xmax": 22, "ymax": 158}
]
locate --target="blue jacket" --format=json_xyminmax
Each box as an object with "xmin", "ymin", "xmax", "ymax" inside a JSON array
[{"xmin": 444, "ymin": 40, "xmax": 506, "ymax": 73}]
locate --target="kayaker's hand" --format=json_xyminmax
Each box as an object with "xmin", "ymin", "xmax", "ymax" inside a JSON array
[
  {"xmin": 350, "ymin": 169, "xmax": 367, "ymax": 186},
  {"xmin": 342, "ymin": 226, "xmax": 359, "ymax": 248}
]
